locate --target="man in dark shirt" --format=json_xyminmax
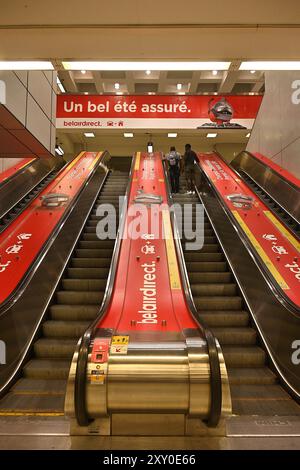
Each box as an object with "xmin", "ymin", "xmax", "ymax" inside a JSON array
[{"xmin": 183, "ymin": 144, "xmax": 199, "ymax": 194}]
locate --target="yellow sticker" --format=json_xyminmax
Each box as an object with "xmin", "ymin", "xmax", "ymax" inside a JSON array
[
  {"xmin": 232, "ymin": 210, "xmax": 290, "ymax": 291},
  {"xmin": 111, "ymin": 335, "xmax": 129, "ymax": 345},
  {"xmin": 135, "ymin": 152, "xmax": 141, "ymax": 171}
]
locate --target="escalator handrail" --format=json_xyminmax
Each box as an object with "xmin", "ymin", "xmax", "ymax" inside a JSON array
[
  {"xmin": 74, "ymin": 155, "xmax": 136, "ymax": 426},
  {"xmin": 0, "ymin": 152, "xmax": 110, "ymax": 317},
  {"xmin": 0, "ymin": 155, "xmax": 111, "ymax": 398},
  {"xmin": 195, "ymin": 159, "xmax": 300, "ymax": 316},
  {"xmin": 162, "ymin": 158, "xmax": 222, "ymax": 427},
  {"xmin": 233, "ymin": 167, "xmax": 300, "ymax": 230},
  {"xmin": 0, "ymin": 157, "xmax": 37, "ymax": 190},
  {"xmin": 243, "ymin": 150, "xmax": 300, "ymax": 191}
]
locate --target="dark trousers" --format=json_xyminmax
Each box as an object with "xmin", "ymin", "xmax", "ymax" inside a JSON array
[
  {"xmin": 185, "ymin": 165, "xmax": 196, "ymax": 191},
  {"xmin": 169, "ymin": 166, "xmax": 180, "ymax": 193}
]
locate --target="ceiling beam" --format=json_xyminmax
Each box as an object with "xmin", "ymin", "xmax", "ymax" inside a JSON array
[{"xmin": 218, "ymin": 60, "xmax": 241, "ymax": 93}]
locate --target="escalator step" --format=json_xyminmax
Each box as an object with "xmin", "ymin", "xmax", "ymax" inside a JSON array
[
  {"xmin": 211, "ymin": 327, "xmax": 257, "ymax": 345},
  {"xmin": 62, "ymin": 278, "xmax": 107, "ymax": 291},
  {"xmin": 56, "ymin": 290, "xmax": 104, "ymax": 305},
  {"xmin": 70, "ymin": 259, "xmax": 111, "ymax": 270},
  {"xmin": 199, "ymin": 310, "xmax": 249, "ymax": 327},
  {"xmin": 223, "ymin": 347, "xmax": 266, "ymax": 367},
  {"xmin": 191, "ymin": 283, "xmax": 237, "ymax": 296},
  {"xmin": 24, "ymin": 359, "xmax": 70, "ymax": 379},
  {"xmin": 184, "ymin": 253, "xmax": 223, "ymax": 262},
  {"xmin": 79, "ymin": 241, "xmax": 116, "ymax": 250},
  {"xmin": 34, "ymin": 338, "xmax": 77, "ymax": 358},
  {"xmin": 230, "ymin": 384, "xmax": 300, "ymax": 415},
  {"xmin": 193, "ymin": 296, "xmax": 242, "ymax": 310},
  {"xmin": 0, "ymin": 392, "xmax": 65, "ymax": 414},
  {"xmin": 67, "ymin": 267, "xmax": 109, "ymax": 278},
  {"xmin": 187, "ymin": 244, "xmax": 220, "ymax": 254},
  {"xmin": 50, "ymin": 304, "xmax": 99, "ymax": 320},
  {"xmin": 11, "ymin": 378, "xmax": 66, "ymax": 394},
  {"xmin": 189, "ymin": 272, "xmax": 232, "ymax": 283},
  {"xmin": 43, "ymin": 320, "xmax": 90, "ymax": 338},
  {"xmin": 186, "ymin": 261, "xmax": 227, "ymax": 272}
]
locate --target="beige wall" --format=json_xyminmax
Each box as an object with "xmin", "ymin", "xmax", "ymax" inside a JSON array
[
  {"xmin": 247, "ymin": 71, "xmax": 300, "ymax": 177},
  {"xmin": 0, "ymin": 70, "xmax": 57, "ymax": 156}
]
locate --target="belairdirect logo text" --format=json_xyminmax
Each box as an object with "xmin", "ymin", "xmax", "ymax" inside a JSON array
[{"xmin": 0, "ymin": 80, "xmax": 6, "ymax": 104}]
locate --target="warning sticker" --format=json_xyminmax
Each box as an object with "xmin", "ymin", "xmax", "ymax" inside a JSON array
[
  {"xmin": 90, "ymin": 368, "xmax": 105, "ymax": 385},
  {"xmin": 111, "ymin": 336, "xmax": 129, "ymax": 345},
  {"xmin": 110, "ymin": 344, "xmax": 128, "ymax": 355}
]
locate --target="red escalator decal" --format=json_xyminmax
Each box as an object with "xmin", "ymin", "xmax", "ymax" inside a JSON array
[
  {"xmin": 199, "ymin": 152, "xmax": 300, "ymax": 307},
  {"xmin": 98, "ymin": 152, "xmax": 198, "ymax": 333},
  {"xmin": 0, "ymin": 151, "xmax": 104, "ymax": 304}
]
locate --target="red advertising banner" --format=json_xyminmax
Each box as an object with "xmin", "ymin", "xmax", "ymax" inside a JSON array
[{"xmin": 56, "ymin": 95, "xmax": 262, "ymax": 130}]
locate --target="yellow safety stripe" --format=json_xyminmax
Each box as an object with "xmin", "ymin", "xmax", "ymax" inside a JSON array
[
  {"xmin": 232, "ymin": 210, "xmax": 290, "ymax": 291},
  {"xmin": 135, "ymin": 152, "xmax": 141, "ymax": 171},
  {"xmin": 0, "ymin": 412, "xmax": 64, "ymax": 416},
  {"xmin": 87, "ymin": 151, "xmax": 103, "ymax": 170},
  {"xmin": 162, "ymin": 209, "xmax": 181, "ymax": 290},
  {"xmin": 264, "ymin": 210, "xmax": 300, "ymax": 253}
]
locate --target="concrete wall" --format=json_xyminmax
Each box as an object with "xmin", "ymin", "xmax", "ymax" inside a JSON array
[
  {"xmin": 247, "ymin": 71, "xmax": 300, "ymax": 177},
  {"xmin": 0, "ymin": 70, "xmax": 57, "ymax": 168}
]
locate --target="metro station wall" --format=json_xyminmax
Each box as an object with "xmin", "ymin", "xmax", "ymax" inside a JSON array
[
  {"xmin": 247, "ymin": 71, "xmax": 300, "ymax": 178},
  {"xmin": 0, "ymin": 70, "xmax": 57, "ymax": 168}
]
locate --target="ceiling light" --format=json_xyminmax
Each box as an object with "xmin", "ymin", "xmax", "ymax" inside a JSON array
[
  {"xmin": 0, "ymin": 61, "xmax": 54, "ymax": 70},
  {"xmin": 114, "ymin": 82, "xmax": 120, "ymax": 90},
  {"xmin": 147, "ymin": 141, "xmax": 154, "ymax": 153},
  {"xmin": 145, "ymin": 70, "xmax": 151, "ymax": 75},
  {"xmin": 250, "ymin": 70, "xmax": 256, "ymax": 74},
  {"xmin": 116, "ymin": 91, "xmax": 123, "ymax": 95},
  {"xmin": 148, "ymin": 92, "xmax": 155, "ymax": 95},
  {"xmin": 81, "ymin": 70, "xmax": 86, "ymax": 74},
  {"xmin": 84, "ymin": 92, "xmax": 89, "ymax": 95},
  {"xmin": 212, "ymin": 70, "xmax": 218, "ymax": 76},
  {"xmin": 55, "ymin": 145, "xmax": 64, "ymax": 156},
  {"xmin": 56, "ymin": 77, "xmax": 66, "ymax": 93},
  {"xmin": 177, "ymin": 83, "xmax": 182, "ymax": 90},
  {"xmin": 63, "ymin": 61, "xmax": 231, "ymax": 71},
  {"xmin": 246, "ymin": 133, "xmax": 251, "ymax": 138},
  {"xmin": 207, "ymin": 133, "xmax": 217, "ymax": 138},
  {"xmin": 240, "ymin": 61, "xmax": 300, "ymax": 70},
  {"xmin": 124, "ymin": 133, "xmax": 134, "ymax": 138},
  {"xmin": 168, "ymin": 133, "xmax": 177, "ymax": 138},
  {"xmin": 84, "ymin": 132, "xmax": 95, "ymax": 138},
  {"xmin": 178, "ymin": 92, "xmax": 186, "ymax": 95}
]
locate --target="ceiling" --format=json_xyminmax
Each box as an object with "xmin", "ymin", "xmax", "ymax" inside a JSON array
[{"xmin": 57, "ymin": 67, "xmax": 264, "ymax": 96}]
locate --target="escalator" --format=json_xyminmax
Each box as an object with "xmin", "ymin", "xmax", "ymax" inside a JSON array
[
  {"xmin": 0, "ymin": 169, "xmax": 128, "ymax": 415},
  {"xmin": 0, "ymin": 166, "xmax": 60, "ymax": 232},
  {"xmin": 173, "ymin": 175, "xmax": 300, "ymax": 417}
]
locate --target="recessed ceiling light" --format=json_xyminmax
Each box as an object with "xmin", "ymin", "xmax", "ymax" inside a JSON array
[
  {"xmin": 145, "ymin": 70, "xmax": 151, "ymax": 75},
  {"xmin": 168, "ymin": 133, "xmax": 177, "ymax": 138},
  {"xmin": 55, "ymin": 145, "xmax": 64, "ymax": 156},
  {"xmin": 0, "ymin": 61, "xmax": 54, "ymax": 70},
  {"xmin": 148, "ymin": 92, "xmax": 155, "ymax": 95},
  {"xmin": 250, "ymin": 70, "xmax": 256, "ymax": 74},
  {"xmin": 240, "ymin": 61, "xmax": 300, "ymax": 70},
  {"xmin": 114, "ymin": 82, "xmax": 120, "ymax": 90},
  {"xmin": 212, "ymin": 70, "xmax": 218, "ymax": 76},
  {"xmin": 124, "ymin": 133, "xmax": 134, "ymax": 138},
  {"xmin": 116, "ymin": 91, "xmax": 123, "ymax": 95},
  {"xmin": 213, "ymin": 92, "xmax": 218, "ymax": 95},
  {"xmin": 84, "ymin": 132, "xmax": 95, "ymax": 138},
  {"xmin": 84, "ymin": 92, "xmax": 89, "ymax": 95},
  {"xmin": 246, "ymin": 133, "xmax": 251, "ymax": 138},
  {"xmin": 81, "ymin": 70, "xmax": 86, "ymax": 74},
  {"xmin": 177, "ymin": 83, "xmax": 182, "ymax": 90},
  {"xmin": 63, "ymin": 61, "xmax": 231, "ymax": 71},
  {"xmin": 178, "ymin": 92, "xmax": 186, "ymax": 95},
  {"xmin": 207, "ymin": 133, "xmax": 217, "ymax": 138}
]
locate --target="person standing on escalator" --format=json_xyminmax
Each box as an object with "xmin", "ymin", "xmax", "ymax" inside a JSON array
[
  {"xmin": 166, "ymin": 146, "xmax": 182, "ymax": 194},
  {"xmin": 183, "ymin": 143, "xmax": 199, "ymax": 194}
]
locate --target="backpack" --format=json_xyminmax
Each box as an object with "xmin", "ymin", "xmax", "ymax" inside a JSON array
[{"xmin": 168, "ymin": 152, "xmax": 179, "ymax": 167}]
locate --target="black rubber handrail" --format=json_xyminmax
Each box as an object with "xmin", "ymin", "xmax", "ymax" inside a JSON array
[
  {"xmin": 195, "ymin": 160, "xmax": 300, "ymax": 317},
  {"xmin": 74, "ymin": 155, "xmax": 136, "ymax": 426},
  {"xmin": 0, "ymin": 152, "xmax": 110, "ymax": 317},
  {"xmin": 0, "ymin": 158, "xmax": 37, "ymax": 190},
  {"xmin": 162, "ymin": 158, "xmax": 222, "ymax": 427}
]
